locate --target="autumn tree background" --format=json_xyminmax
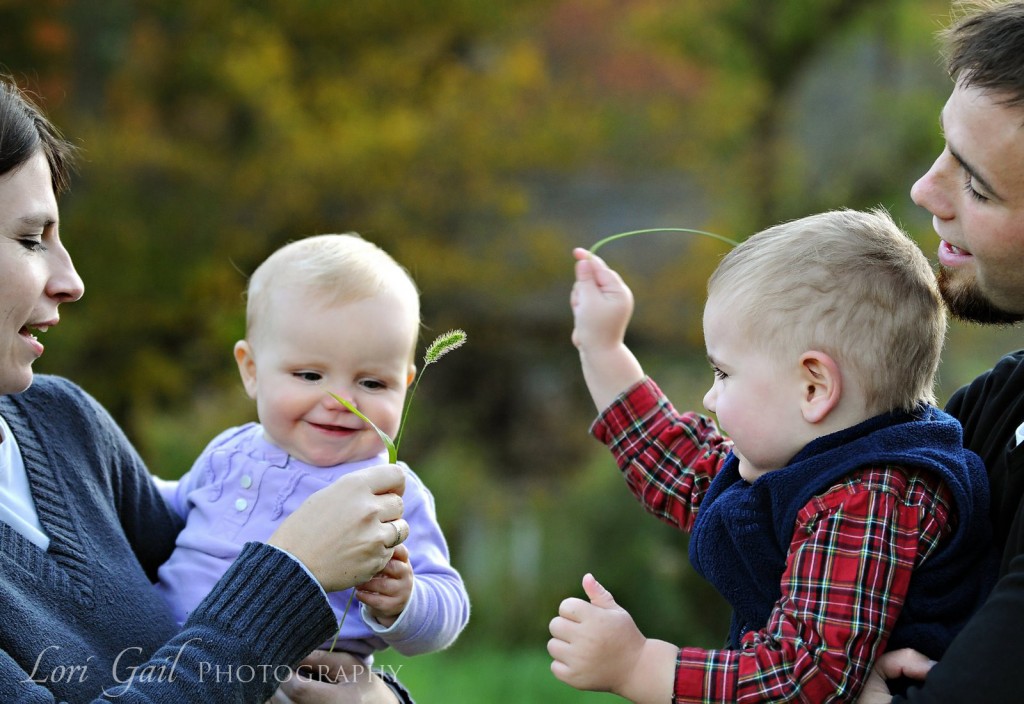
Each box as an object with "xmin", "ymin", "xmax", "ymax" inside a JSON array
[{"xmin": 3, "ymin": 0, "xmax": 1018, "ymax": 700}]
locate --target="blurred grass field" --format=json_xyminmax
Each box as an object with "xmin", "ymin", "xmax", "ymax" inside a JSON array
[{"xmin": 375, "ymin": 646, "xmax": 621, "ymax": 703}]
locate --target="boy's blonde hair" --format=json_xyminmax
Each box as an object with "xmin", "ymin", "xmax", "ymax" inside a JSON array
[
  {"xmin": 245, "ymin": 233, "xmax": 420, "ymax": 345},
  {"xmin": 707, "ymin": 208, "xmax": 945, "ymax": 414}
]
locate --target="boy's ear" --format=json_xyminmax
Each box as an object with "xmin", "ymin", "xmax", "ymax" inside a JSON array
[
  {"xmin": 798, "ymin": 351, "xmax": 842, "ymax": 424},
  {"xmin": 234, "ymin": 340, "xmax": 259, "ymax": 400},
  {"xmin": 406, "ymin": 364, "xmax": 417, "ymax": 388}
]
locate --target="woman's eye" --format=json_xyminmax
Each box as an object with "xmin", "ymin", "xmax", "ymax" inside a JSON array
[
  {"xmin": 18, "ymin": 237, "xmax": 45, "ymax": 252},
  {"xmin": 294, "ymin": 371, "xmax": 323, "ymax": 384}
]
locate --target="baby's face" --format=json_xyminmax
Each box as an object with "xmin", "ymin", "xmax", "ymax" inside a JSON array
[
  {"xmin": 701, "ymin": 295, "xmax": 807, "ymax": 482},
  {"xmin": 237, "ymin": 288, "xmax": 417, "ymax": 467}
]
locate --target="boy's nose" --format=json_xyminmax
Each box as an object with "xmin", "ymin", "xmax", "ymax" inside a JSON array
[{"xmin": 702, "ymin": 387, "xmax": 717, "ymax": 414}]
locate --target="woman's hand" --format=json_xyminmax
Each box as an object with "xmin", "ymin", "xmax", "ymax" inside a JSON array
[
  {"xmin": 267, "ymin": 651, "xmax": 400, "ymax": 704},
  {"xmin": 268, "ymin": 464, "xmax": 408, "ymax": 592}
]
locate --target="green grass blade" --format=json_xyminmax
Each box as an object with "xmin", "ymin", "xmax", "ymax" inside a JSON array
[
  {"xmin": 589, "ymin": 227, "xmax": 739, "ymax": 253},
  {"xmin": 328, "ymin": 589, "xmax": 359, "ymax": 653},
  {"xmin": 326, "ymin": 391, "xmax": 397, "ymax": 463}
]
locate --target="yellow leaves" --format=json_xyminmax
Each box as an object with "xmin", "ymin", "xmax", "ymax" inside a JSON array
[{"xmin": 495, "ymin": 41, "xmax": 550, "ymax": 93}]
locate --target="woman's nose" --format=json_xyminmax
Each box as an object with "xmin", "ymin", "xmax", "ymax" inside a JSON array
[{"xmin": 47, "ymin": 242, "xmax": 84, "ymax": 303}]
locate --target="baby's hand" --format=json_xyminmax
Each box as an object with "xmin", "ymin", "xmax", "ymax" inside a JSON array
[
  {"xmin": 355, "ymin": 543, "xmax": 413, "ymax": 627},
  {"xmin": 570, "ymin": 248, "xmax": 634, "ymax": 354}
]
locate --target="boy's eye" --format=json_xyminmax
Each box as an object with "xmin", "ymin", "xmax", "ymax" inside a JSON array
[
  {"xmin": 712, "ymin": 366, "xmax": 728, "ymax": 380},
  {"xmin": 294, "ymin": 371, "xmax": 323, "ymax": 384},
  {"xmin": 359, "ymin": 378, "xmax": 387, "ymax": 391}
]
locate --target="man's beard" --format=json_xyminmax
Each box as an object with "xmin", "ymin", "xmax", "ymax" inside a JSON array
[{"xmin": 938, "ymin": 266, "xmax": 1024, "ymax": 325}]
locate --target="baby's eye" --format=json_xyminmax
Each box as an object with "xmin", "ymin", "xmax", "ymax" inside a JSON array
[
  {"xmin": 712, "ymin": 366, "xmax": 728, "ymax": 381},
  {"xmin": 294, "ymin": 371, "xmax": 323, "ymax": 384},
  {"xmin": 359, "ymin": 378, "xmax": 387, "ymax": 391}
]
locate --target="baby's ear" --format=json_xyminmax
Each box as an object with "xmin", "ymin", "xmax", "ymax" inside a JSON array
[
  {"xmin": 798, "ymin": 351, "xmax": 841, "ymax": 424},
  {"xmin": 233, "ymin": 340, "xmax": 259, "ymax": 400},
  {"xmin": 406, "ymin": 364, "xmax": 417, "ymax": 388}
]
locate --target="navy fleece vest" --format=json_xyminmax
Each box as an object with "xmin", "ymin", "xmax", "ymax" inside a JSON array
[{"xmin": 688, "ymin": 405, "xmax": 995, "ymax": 659}]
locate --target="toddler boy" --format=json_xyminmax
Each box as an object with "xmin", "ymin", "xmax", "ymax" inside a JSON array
[{"xmin": 549, "ymin": 209, "xmax": 994, "ymax": 702}]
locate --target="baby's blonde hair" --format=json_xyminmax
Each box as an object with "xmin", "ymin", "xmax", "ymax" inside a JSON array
[
  {"xmin": 245, "ymin": 233, "xmax": 420, "ymax": 346},
  {"xmin": 707, "ymin": 209, "xmax": 945, "ymax": 413}
]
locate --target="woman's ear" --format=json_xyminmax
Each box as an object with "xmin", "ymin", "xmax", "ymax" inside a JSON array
[
  {"xmin": 234, "ymin": 339, "xmax": 259, "ymax": 400},
  {"xmin": 799, "ymin": 351, "xmax": 842, "ymax": 424}
]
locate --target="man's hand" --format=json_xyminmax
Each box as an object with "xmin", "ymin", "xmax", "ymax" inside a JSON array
[{"xmin": 857, "ymin": 648, "xmax": 935, "ymax": 704}]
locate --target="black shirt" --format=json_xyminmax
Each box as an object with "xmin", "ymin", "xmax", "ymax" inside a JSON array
[{"xmin": 895, "ymin": 350, "xmax": 1024, "ymax": 703}]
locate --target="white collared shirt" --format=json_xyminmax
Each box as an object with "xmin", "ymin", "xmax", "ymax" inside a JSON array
[{"xmin": 0, "ymin": 413, "xmax": 49, "ymax": 549}]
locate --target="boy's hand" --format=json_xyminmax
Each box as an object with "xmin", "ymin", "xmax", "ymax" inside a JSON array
[
  {"xmin": 571, "ymin": 248, "xmax": 634, "ymax": 352},
  {"xmin": 355, "ymin": 544, "xmax": 413, "ymax": 627},
  {"xmin": 548, "ymin": 574, "xmax": 675, "ymax": 703},
  {"xmin": 571, "ymin": 249, "xmax": 645, "ymax": 411}
]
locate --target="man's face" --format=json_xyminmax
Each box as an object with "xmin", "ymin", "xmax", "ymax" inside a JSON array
[{"xmin": 911, "ymin": 80, "xmax": 1024, "ymax": 323}]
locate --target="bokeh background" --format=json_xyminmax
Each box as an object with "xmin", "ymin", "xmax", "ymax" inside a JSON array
[{"xmin": 4, "ymin": 1, "xmax": 1021, "ymax": 701}]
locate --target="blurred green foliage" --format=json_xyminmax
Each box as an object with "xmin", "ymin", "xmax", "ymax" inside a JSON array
[{"xmin": 3, "ymin": 1, "xmax": 1021, "ymax": 700}]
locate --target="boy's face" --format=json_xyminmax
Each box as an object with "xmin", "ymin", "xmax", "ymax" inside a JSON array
[
  {"xmin": 234, "ymin": 287, "xmax": 417, "ymax": 467},
  {"xmin": 911, "ymin": 81, "xmax": 1024, "ymax": 322},
  {"xmin": 701, "ymin": 295, "xmax": 807, "ymax": 482}
]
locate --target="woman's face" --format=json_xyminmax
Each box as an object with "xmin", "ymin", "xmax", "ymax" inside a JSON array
[{"xmin": 0, "ymin": 151, "xmax": 83, "ymax": 394}]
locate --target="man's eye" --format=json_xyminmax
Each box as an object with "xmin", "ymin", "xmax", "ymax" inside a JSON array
[
  {"xmin": 294, "ymin": 371, "xmax": 323, "ymax": 383},
  {"xmin": 963, "ymin": 174, "xmax": 989, "ymax": 203}
]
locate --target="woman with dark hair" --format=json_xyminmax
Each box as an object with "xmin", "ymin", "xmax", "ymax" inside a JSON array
[{"xmin": 0, "ymin": 77, "xmax": 413, "ymax": 703}]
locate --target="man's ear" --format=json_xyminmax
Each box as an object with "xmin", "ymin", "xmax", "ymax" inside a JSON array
[
  {"xmin": 799, "ymin": 351, "xmax": 842, "ymax": 424},
  {"xmin": 234, "ymin": 339, "xmax": 259, "ymax": 400}
]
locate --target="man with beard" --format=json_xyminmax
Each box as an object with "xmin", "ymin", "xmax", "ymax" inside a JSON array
[{"xmin": 859, "ymin": 2, "xmax": 1024, "ymax": 702}]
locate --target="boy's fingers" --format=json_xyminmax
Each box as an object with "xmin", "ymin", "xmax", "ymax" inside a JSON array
[
  {"xmin": 582, "ymin": 572, "xmax": 617, "ymax": 609},
  {"xmin": 558, "ymin": 596, "xmax": 588, "ymax": 622},
  {"xmin": 575, "ymin": 256, "xmax": 595, "ymax": 283}
]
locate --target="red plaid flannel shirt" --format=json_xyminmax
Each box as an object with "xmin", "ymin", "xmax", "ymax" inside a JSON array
[{"xmin": 592, "ymin": 378, "xmax": 954, "ymax": 703}]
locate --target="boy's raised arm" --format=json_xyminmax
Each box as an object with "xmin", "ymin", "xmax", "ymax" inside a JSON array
[{"xmin": 571, "ymin": 248, "xmax": 646, "ymax": 412}]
